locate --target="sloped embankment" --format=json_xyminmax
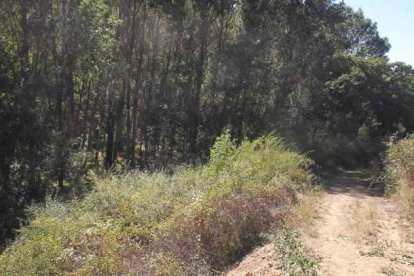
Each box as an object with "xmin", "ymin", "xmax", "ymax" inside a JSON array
[{"xmin": 0, "ymin": 133, "xmax": 314, "ymax": 275}]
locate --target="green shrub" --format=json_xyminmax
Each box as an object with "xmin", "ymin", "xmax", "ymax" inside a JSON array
[
  {"xmin": 384, "ymin": 135, "xmax": 414, "ymax": 215},
  {"xmin": 0, "ymin": 133, "xmax": 314, "ymax": 275},
  {"xmin": 0, "ymin": 216, "xmax": 124, "ymax": 275},
  {"xmin": 209, "ymin": 129, "xmax": 236, "ymax": 174}
]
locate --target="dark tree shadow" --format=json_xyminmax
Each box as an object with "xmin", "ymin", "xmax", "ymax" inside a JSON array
[{"xmin": 323, "ymin": 171, "xmax": 383, "ymax": 198}]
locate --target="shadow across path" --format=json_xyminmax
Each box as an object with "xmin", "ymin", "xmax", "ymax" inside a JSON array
[{"xmin": 324, "ymin": 170, "xmax": 383, "ymax": 198}]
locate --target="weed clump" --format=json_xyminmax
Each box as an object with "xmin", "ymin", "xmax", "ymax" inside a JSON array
[
  {"xmin": 267, "ymin": 228, "xmax": 319, "ymax": 275},
  {"xmin": 0, "ymin": 133, "xmax": 314, "ymax": 275},
  {"xmin": 384, "ymin": 135, "xmax": 414, "ymax": 216}
]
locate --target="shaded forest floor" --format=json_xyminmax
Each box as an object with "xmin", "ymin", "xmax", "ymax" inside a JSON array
[{"xmin": 227, "ymin": 172, "xmax": 414, "ymax": 275}]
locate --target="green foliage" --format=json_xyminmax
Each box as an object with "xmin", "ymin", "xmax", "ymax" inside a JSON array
[
  {"xmin": 0, "ymin": 134, "xmax": 314, "ymax": 274},
  {"xmin": 268, "ymin": 228, "xmax": 319, "ymax": 276},
  {"xmin": 383, "ymin": 135, "xmax": 414, "ymax": 220},
  {"xmin": 2, "ymin": 0, "xmax": 414, "ymax": 245},
  {"xmin": 227, "ymin": 135, "xmax": 312, "ymax": 185},
  {"xmin": 209, "ymin": 129, "xmax": 236, "ymax": 174},
  {"xmin": 0, "ymin": 216, "xmax": 123, "ymax": 275},
  {"xmin": 305, "ymin": 55, "xmax": 414, "ymax": 168},
  {"xmin": 384, "ymin": 135, "xmax": 414, "ymax": 196}
]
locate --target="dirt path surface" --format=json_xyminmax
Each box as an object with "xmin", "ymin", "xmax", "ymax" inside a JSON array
[
  {"xmin": 304, "ymin": 171, "xmax": 414, "ymax": 275},
  {"xmin": 227, "ymin": 171, "xmax": 414, "ymax": 275}
]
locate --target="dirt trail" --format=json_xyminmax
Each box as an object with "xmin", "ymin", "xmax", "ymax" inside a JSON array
[
  {"xmin": 227, "ymin": 172, "xmax": 414, "ymax": 275},
  {"xmin": 304, "ymin": 171, "xmax": 414, "ymax": 275}
]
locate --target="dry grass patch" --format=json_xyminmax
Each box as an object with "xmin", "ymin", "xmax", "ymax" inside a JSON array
[
  {"xmin": 392, "ymin": 179, "xmax": 414, "ymax": 219},
  {"xmin": 286, "ymin": 189, "xmax": 323, "ymax": 237},
  {"xmin": 347, "ymin": 199, "xmax": 381, "ymax": 242}
]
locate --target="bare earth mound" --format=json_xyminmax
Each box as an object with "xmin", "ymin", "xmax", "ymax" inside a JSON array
[{"xmin": 226, "ymin": 244, "xmax": 282, "ymax": 276}]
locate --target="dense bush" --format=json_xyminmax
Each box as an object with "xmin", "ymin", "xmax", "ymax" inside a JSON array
[
  {"xmin": 0, "ymin": 133, "xmax": 313, "ymax": 275},
  {"xmin": 384, "ymin": 135, "xmax": 414, "ymax": 215},
  {"xmin": 2, "ymin": 0, "xmax": 414, "ymax": 247}
]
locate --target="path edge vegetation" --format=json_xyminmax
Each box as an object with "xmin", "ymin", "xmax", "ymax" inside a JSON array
[
  {"xmin": 384, "ymin": 135, "xmax": 414, "ymax": 218},
  {"xmin": 2, "ymin": 0, "xmax": 414, "ymax": 246},
  {"xmin": 0, "ymin": 132, "xmax": 317, "ymax": 275},
  {"xmin": 1, "ymin": 0, "xmax": 414, "ymax": 274}
]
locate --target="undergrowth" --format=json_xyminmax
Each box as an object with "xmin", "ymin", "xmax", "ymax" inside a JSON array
[
  {"xmin": 384, "ymin": 135, "xmax": 414, "ymax": 217},
  {"xmin": 267, "ymin": 228, "xmax": 319, "ymax": 276},
  {"xmin": 0, "ymin": 132, "xmax": 314, "ymax": 275}
]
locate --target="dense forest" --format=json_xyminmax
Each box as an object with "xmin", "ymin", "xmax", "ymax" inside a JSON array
[{"xmin": 1, "ymin": 0, "xmax": 414, "ymax": 259}]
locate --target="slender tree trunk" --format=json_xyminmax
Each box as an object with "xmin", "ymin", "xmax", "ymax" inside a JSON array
[
  {"xmin": 19, "ymin": 0, "xmax": 30, "ymax": 79},
  {"xmin": 189, "ymin": 13, "xmax": 209, "ymax": 155},
  {"xmin": 126, "ymin": 4, "xmax": 144, "ymax": 167},
  {"xmin": 105, "ymin": 80, "xmax": 116, "ymax": 169}
]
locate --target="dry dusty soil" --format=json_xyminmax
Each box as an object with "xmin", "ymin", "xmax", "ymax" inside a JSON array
[{"xmin": 227, "ymin": 172, "xmax": 414, "ymax": 275}]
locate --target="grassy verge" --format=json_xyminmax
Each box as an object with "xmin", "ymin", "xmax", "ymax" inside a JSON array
[
  {"xmin": 0, "ymin": 132, "xmax": 314, "ymax": 275},
  {"xmin": 267, "ymin": 228, "xmax": 319, "ymax": 275},
  {"xmin": 384, "ymin": 135, "xmax": 414, "ymax": 217}
]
